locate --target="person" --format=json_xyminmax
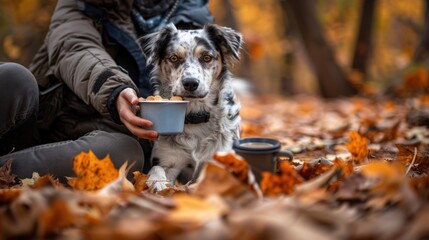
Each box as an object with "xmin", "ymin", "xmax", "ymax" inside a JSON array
[
  {"xmin": 0, "ymin": 0, "xmax": 214, "ymax": 183},
  {"xmin": 0, "ymin": 62, "xmax": 145, "ymax": 182}
]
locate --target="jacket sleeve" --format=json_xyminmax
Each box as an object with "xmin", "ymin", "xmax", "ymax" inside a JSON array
[{"xmin": 45, "ymin": 0, "xmax": 138, "ymax": 120}]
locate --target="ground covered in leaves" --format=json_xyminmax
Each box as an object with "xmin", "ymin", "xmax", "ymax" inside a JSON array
[{"xmin": 1, "ymin": 92, "xmax": 429, "ymax": 239}]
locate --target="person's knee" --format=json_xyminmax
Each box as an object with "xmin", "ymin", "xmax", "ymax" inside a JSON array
[
  {"xmin": 0, "ymin": 62, "xmax": 38, "ymax": 103},
  {"xmin": 0, "ymin": 63, "xmax": 39, "ymax": 137}
]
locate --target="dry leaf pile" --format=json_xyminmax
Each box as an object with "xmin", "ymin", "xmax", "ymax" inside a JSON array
[{"xmin": 1, "ymin": 93, "xmax": 429, "ymax": 240}]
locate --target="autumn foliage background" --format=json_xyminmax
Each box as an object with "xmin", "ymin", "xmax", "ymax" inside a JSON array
[
  {"xmin": 0, "ymin": 0, "xmax": 427, "ymax": 95},
  {"xmin": 1, "ymin": 0, "xmax": 429, "ymax": 239}
]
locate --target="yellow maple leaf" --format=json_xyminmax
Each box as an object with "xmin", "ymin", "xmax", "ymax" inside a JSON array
[
  {"xmin": 345, "ymin": 131, "xmax": 368, "ymax": 164},
  {"xmin": 68, "ymin": 151, "xmax": 119, "ymax": 191}
]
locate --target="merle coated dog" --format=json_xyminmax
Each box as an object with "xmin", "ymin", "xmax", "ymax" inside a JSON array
[{"xmin": 141, "ymin": 23, "xmax": 242, "ymax": 191}]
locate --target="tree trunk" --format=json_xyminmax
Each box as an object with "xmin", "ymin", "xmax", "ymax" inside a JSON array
[
  {"xmin": 281, "ymin": 0, "xmax": 358, "ymax": 98},
  {"xmin": 351, "ymin": 0, "xmax": 377, "ymax": 78},
  {"xmin": 413, "ymin": 0, "xmax": 429, "ymax": 62}
]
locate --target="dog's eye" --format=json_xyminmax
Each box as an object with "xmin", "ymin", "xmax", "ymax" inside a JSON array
[
  {"xmin": 202, "ymin": 55, "xmax": 213, "ymax": 63},
  {"xmin": 168, "ymin": 55, "xmax": 179, "ymax": 63}
]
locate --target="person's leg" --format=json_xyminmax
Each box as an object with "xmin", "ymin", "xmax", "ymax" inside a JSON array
[
  {"xmin": 0, "ymin": 130, "xmax": 145, "ymax": 183},
  {"xmin": 0, "ymin": 62, "xmax": 40, "ymax": 155}
]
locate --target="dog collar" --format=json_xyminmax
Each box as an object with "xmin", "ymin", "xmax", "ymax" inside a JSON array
[{"xmin": 185, "ymin": 112, "xmax": 210, "ymax": 124}]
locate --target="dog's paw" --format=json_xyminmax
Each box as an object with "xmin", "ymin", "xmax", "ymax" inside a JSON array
[{"xmin": 146, "ymin": 166, "xmax": 170, "ymax": 191}]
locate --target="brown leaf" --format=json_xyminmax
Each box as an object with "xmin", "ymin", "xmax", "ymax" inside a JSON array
[
  {"xmin": 0, "ymin": 159, "xmax": 18, "ymax": 188},
  {"xmin": 298, "ymin": 158, "xmax": 335, "ymax": 180},
  {"xmin": 31, "ymin": 175, "xmax": 63, "ymax": 189},
  {"xmin": 194, "ymin": 162, "xmax": 257, "ymax": 205},
  {"xmin": 396, "ymin": 141, "xmax": 429, "ymax": 175}
]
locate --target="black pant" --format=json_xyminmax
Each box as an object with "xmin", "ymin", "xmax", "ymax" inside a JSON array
[{"xmin": 0, "ymin": 62, "xmax": 145, "ymax": 182}]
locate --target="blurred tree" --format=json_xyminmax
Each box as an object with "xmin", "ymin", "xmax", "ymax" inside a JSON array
[
  {"xmin": 0, "ymin": 0, "xmax": 55, "ymax": 66},
  {"xmin": 351, "ymin": 0, "xmax": 378, "ymax": 79},
  {"xmin": 210, "ymin": 0, "xmax": 287, "ymax": 95},
  {"xmin": 212, "ymin": 0, "xmax": 252, "ymax": 82},
  {"xmin": 413, "ymin": 0, "xmax": 429, "ymax": 63},
  {"xmin": 281, "ymin": 0, "xmax": 358, "ymax": 98}
]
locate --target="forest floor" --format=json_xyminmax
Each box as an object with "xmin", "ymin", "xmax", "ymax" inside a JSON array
[{"xmin": 0, "ymin": 90, "xmax": 429, "ymax": 239}]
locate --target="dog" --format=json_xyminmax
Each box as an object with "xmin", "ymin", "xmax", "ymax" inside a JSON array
[{"xmin": 141, "ymin": 23, "xmax": 243, "ymax": 191}]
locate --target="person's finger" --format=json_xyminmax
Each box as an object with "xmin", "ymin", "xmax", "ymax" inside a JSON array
[
  {"xmin": 123, "ymin": 121, "xmax": 158, "ymax": 140},
  {"xmin": 123, "ymin": 110, "xmax": 153, "ymax": 127}
]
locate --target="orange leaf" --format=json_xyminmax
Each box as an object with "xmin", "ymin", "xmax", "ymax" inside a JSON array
[
  {"xmin": 0, "ymin": 189, "xmax": 21, "ymax": 204},
  {"xmin": 332, "ymin": 158, "xmax": 354, "ymax": 178},
  {"xmin": 260, "ymin": 161, "xmax": 303, "ymax": 196},
  {"xmin": 133, "ymin": 171, "xmax": 148, "ymax": 192},
  {"xmin": 38, "ymin": 199, "xmax": 75, "ymax": 236},
  {"xmin": 360, "ymin": 161, "xmax": 405, "ymax": 193},
  {"xmin": 345, "ymin": 131, "xmax": 368, "ymax": 164},
  {"xmin": 68, "ymin": 151, "xmax": 119, "ymax": 191},
  {"xmin": 213, "ymin": 152, "xmax": 248, "ymax": 182}
]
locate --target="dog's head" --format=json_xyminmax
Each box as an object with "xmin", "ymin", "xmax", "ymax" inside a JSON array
[{"xmin": 141, "ymin": 24, "xmax": 242, "ymax": 99}]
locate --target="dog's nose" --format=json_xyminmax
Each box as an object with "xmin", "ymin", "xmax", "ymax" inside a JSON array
[{"xmin": 182, "ymin": 78, "xmax": 199, "ymax": 92}]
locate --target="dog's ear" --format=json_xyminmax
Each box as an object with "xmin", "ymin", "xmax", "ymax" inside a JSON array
[
  {"xmin": 204, "ymin": 24, "xmax": 243, "ymax": 65},
  {"xmin": 139, "ymin": 23, "xmax": 178, "ymax": 65}
]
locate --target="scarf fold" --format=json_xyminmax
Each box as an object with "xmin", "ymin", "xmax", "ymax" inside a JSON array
[{"xmin": 132, "ymin": 0, "xmax": 180, "ymax": 34}]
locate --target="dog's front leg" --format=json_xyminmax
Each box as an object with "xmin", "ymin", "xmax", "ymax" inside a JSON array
[
  {"xmin": 146, "ymin": 166, "xmax": 170, "ymax": 191},
  {"xmin": 146, "ymin": 166, "xmax": 182, "ymax": 191},
  {"xmin": 165, "ymin": 167, "xmax": 182, "ymax": 184}
]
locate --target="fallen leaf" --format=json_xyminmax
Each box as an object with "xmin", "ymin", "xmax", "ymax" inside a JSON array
[
  {"xmin": 133, "ymin": 171, "xmax": 148, "ymax": 192},
  {"xmin": 260, "ymin": 161, "xmax": 304, "ymax": 196},
  {"xmin": 68, "ymin": 151, "xmax": 119, "ymax": 191},
  {"xmin": 213, "ymin": 152, "xmax": 248, "ymax": 183},
  {"xmin": 345, "ymin": 131, "xmax": 369, "ymax": 164},
  {"xmin": 166, "ymin": 194, "xmax": 224, "ymax": 228},
  {"xmin": 97, "ymin": 162, "xmax": 135, "ymax": 196},
  {"xmin": 0, "ymin": 159, "xmax": 18, "ymax": 188},
  {"xmin": 193, "ymin": 162, "xmax": 257, "ymax": 206},
  {"xmin": 31, "ymin": 174, "xmax": 62, "ymax": 189},
  {"xmin": 298, "ymin": 158, "xmax": 335, "ymax": 180},
  {"xmin": 360, "ymin": 161, "xmax": 404, "ymax": 193},
  {"xmin": 38, "ymin": 199, "xmax": 75, "ymax": 236},
  {"xmin": 20, "ymin": 172, "xmax": 40, "ymax": 187},
  {"xmin": 0, "ymin": 188, "xmax": 22, "ymax": 204}
]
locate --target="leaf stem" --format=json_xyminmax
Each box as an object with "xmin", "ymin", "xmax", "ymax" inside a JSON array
[{"xmin": 405, "ymin": 147, "xmax": 417, "ymax": 176}]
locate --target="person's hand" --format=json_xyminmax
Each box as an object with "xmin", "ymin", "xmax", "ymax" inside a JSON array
[{"xmin": 116, "ymin": 88, "xmax": 158, "ymax": 141}]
